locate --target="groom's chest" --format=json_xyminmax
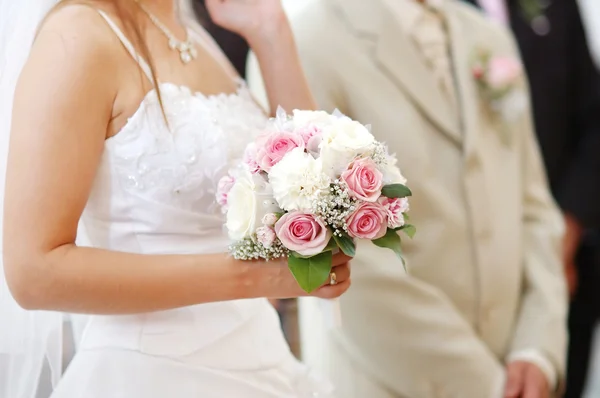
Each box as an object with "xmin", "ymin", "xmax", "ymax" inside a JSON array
[{"xmin": 335, "ymin": 25, "xmax": 522, "ymax": 204}]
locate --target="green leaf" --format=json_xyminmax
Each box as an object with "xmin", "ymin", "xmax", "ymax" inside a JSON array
[
  {"xmin": 400, "ymin": 224, "xmax": 417, "ymax": 239},
  {"xmin": 289, "ymin": 251, "xmax": 312, "ymax": 259},
  {"xmin": 381, "ymin": 184, "xmax": 412, "ymax": 199},
  {"xmin": 288, "ymin": 251, "xmax": 333, "ymax": 293},
  {"xmin": 324, "ymin": 237, "xmax": 339, "ymax": 252},
  {"xmin": 372, "ymin": 228, "xmax": 406, "ymax": 269},
  {"xmin": 333, "ymin": 234, "xmax": 356, "ymax": 257}
]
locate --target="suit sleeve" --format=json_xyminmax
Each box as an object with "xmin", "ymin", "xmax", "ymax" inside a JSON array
[
  {"xmin": 508, "ymin": 73, "xmax": 568, "ymax": 385},
  {"xmin": 556, "ymin": 0, "xmax": 600, "ymax": 229}
]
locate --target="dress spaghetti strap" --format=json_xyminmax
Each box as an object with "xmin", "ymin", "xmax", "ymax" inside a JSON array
[{"xmin": 95, "ymin": 9, "xmax": 154, "ymax": 82}]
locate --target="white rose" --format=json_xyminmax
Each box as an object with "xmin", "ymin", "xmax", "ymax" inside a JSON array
[
  {"xmin": 226, "ymin": 166, "xmax": 280, "ymax": 241},
  {"xmin": 269, "ymin": 147, "xmax": 331, "ymax": 211},
  {"xmin": 319, "ymin": 117, "xmax": 375, "ymax": 178},
  {"xmin": 323, "ymin": 117, "xmax": 375, "ymax": 150},
  {"xmin": 292, "ymin": 110, "xmax": 335, "ymax": 128},
  {"xmin": 381, "ymin": 154, "xmax": 407, "ymax": 185}
]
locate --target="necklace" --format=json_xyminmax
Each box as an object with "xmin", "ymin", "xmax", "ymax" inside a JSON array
[{"xmin": 135, "ymin": 1, "xmax": 198, "ymax": 64}]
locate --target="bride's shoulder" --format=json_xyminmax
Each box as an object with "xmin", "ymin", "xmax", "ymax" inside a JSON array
[
  {"xmin": 34, "ymin": 2, "xmax": 120, "ymax": 64},
  {"xmin": 18, "ymin": 2, "xmax": 121, "ymax": 106}
]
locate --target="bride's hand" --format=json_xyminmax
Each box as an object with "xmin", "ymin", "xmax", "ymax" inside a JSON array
[
  {"xmin": 204, "ymin": 0, "xmax": 287, "ymax": 46},
  {"xmin": 312, "ymin": 255, "xmax": 352, "ymax": 299},
  {"xmin": 265, "ymin": 252, "xmax": 352, "ymax": 299}
]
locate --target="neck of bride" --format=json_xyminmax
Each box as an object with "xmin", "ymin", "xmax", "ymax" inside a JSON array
[{"xmin": 135, "ymin": 0, "xmax": 178, "ymax": 23}]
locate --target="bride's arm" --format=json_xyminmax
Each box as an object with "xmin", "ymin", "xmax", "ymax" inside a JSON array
[
  {"xmin": 249, "ymin": 17, "xmax": 317, "ymax": 115},
  {"xmin": 206, "ymin": 0, "xmax": 316, "ymax": 114},
  {"xmin": 3, "ymin": 7, "xmax": 348, "ymax": 314}
]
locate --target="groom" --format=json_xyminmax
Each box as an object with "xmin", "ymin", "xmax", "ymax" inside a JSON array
[
  {"xmin": 462, "ymin": 1, "xmax": 600, "ymax": 396},
  {"xmin": 247, "ymin": 0, "xmax": 567, "ymax": 397}
]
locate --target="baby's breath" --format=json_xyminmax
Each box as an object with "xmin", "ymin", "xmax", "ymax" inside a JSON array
[
  {"xmin": 230, "ymin": 235, "xmax": 289, "ymax": 261},
  {"xmin": 370, "ymin": 141, "xmax": 389, "ymax": 166},
  {"xmin": 312, "ymin": 180, "xmax": 357, "ymax": 237}
]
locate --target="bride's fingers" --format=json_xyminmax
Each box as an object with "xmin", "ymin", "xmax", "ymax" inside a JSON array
[
  {"xmin": 332, "ymin": 253, "xmax": 352, "ymax": 267},
  {"xmin": 305, "ymin": 259, "xmax": 352, "ymax": 299},
  {"xmin": 325, "ymin": 263, "xmax": 350, "ymax": 286},
  {"xmin": 314, "ymin": 279, "xmax": 351, "ymax": 299}
]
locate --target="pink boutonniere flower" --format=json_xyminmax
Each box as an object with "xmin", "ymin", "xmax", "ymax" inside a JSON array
[
  {"xmin": 472, "ymin": 49, "xmax": 522, "ymax": 99},
  {"xmin": 471, "ymin": 48, "xmax": 527, "ymax": 145}
]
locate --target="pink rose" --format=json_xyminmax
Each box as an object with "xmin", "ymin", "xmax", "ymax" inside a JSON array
[
  {"xmin": 296, "ymin": 125, "xmax": 323, "ymax": 155},
  {"xmin": 262, "ymin": 213, "xmax": 279, "ymax": 226},
  {"xmin": 256, "ymin": 226, "xmax": 277, "ymax": 248},
  {"xmin": 487, "ymin": 57, "xmax": 521, "ymax": 89},
  {"xmin": 255, "ymin": 132, "xmax": 305, "ymax": 172},
  {"xmin": 346, "ymin": 202, "xmax": 388, "ymax": 240},
  {"xmin": 379, "ymin": 197, "xmax": 409, "ymax": 229},
  {"xmin": 274, "ymin": 211, "xmax": 331, "ymax": 256},
  {"xmin": 216, "ymin": 174, "xmax": 235, "ymax": 208},
  {"xmin": 341, "ymin": 158, "xmax": 384, "ymax": 202},
  {"xmin": 243, "ymin": 143, "xmax": 261, "ymax": 174}
]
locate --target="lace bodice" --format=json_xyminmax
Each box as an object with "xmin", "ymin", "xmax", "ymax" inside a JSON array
[
  {"xmin": 81, "ymin": 82, "xmax": 266, "ymax": 254},
  {"xmin": 110, "ymin": 82, "xmax": 264, "ymax": 200},
  {"xmin": 78, "ymin": 10, "xmax": 268, "ymax": 254}
]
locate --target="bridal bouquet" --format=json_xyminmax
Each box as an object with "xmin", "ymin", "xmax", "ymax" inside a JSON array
[{"xmin": 217, "ymin": 109, "xmax": 415, "ymax": 293}]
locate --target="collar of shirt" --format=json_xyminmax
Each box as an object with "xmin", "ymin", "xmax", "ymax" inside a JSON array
[{"xmin": 388, "ymin": 0, "xmax": 446, "ymax": 35}]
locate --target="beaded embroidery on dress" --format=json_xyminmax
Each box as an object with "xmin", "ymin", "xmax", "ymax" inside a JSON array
[
  {"xmin": 106, "ymin": 82, "xmax": 263, "ymax": 214},
  {"xmin": 50, "ymin": 10, "xmax": 334, "ymax": 398}
]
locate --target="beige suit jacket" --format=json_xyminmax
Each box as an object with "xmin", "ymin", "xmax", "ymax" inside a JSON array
[{"xmin": 248, "ymin": 1, "xmax": 567, "ymax": 397}]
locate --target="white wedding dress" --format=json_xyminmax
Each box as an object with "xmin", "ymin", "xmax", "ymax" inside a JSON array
[{"xmin": 50, "ymin": 11, "xmax": 333, "ymax": 398}]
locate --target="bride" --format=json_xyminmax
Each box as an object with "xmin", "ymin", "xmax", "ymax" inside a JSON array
[{"xmin": 0, "ymin": 0, "xmax": 351, "ymax": 396}]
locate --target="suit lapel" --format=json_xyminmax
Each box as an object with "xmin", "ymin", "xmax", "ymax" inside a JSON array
[
  {"xmin": 373, "ymin": 1, "xmax": 462, "ymax": 146},
  {"xmin": 328, "ymin": 0, "xmax": 463, "ymax": 146},
  {"xmin": 446, "ymin": 6, "xmax": 480, "ymax": 157}
]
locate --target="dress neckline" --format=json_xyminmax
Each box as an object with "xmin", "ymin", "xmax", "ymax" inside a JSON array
[{"xmin": 106, "ymin": 79, "xmax": 250, "ymax": 144}]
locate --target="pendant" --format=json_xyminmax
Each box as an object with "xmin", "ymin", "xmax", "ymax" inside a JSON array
[
  {"xmin": 179, "ymin": 45, "xmax": 198, "ymax": 64},
  {"xmin": 180, "ymin": 51, "xmax": 192, "ymax": 64},
  {"xmin": 165, "ymin": 39, "xmax": 198, "ymax": 65}
]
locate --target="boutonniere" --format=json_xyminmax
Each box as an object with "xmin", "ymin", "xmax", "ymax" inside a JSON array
[{"xmin": 472, "ymin": 49, "xmax": 527, "ymax": 146}]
